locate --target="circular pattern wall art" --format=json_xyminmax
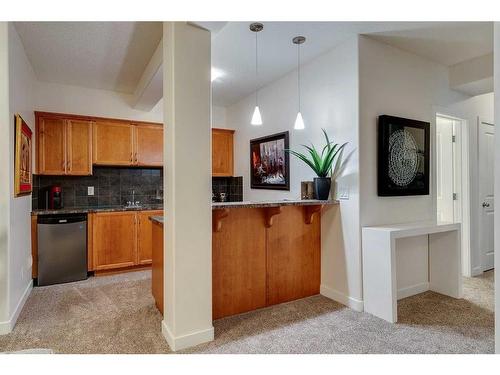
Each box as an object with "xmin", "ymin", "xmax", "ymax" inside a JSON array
[
  {"xmin": 377, "ymin": 115, "xmax": 430, "ymax": 196},
  {"xmin": 388, "ymin": 129, "xmax": 419, "ymax": 187}
]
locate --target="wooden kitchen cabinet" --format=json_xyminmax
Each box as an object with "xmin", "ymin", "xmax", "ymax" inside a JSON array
[
  {"xmin": 212, "ymin": 128, "xmax": 235, "ymax": 177},
  {"xmin": 36, "ymin": 111, "xmax": 163, "ymax": 171},
  {"xmin": 36, "ymin": 113, "xmax": 93, "ymax": 175},
  {"xmin": 91, "ymin": 210, "xmax": 161, "ymax": 272},
  {"xmin": 66, "ymin": 119, "xmax": 93, "ymax": 175},
  {"xmin": 93, "ymin": 211, "xmax": 137, "ymax": 271},
  {"xmin": 137, "ymin": 210, "xmax": 163, "ymax": 265},
  {"xmin": 93, "ymin": 121, "xmax": 135, "ymax": 166},
  {"xmin": 135, "ymin": 125, "xmax": 163, "ymax": 166}
]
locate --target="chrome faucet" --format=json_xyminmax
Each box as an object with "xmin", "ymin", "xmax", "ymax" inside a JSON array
[{"xmin": 126, "ymin": 190, "xmax": 141, "ymax": 208}]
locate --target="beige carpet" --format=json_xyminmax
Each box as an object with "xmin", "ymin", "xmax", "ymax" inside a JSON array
[{"xmin": 0, "ymin": 270, "xmax": 494, "ymax": 354}]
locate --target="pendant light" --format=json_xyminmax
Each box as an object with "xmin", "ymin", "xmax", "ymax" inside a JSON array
[
  {"xmin": 293, "ymin": 36, "xmax": 306, "ymax": 130},
  {"xmin": 250, "ymin": 22, "xmax": 263, "ymax": 126}
]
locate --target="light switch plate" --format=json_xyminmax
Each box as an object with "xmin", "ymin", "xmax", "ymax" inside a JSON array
[
  {"xmin": 88, "ymin": 186, "xmax": 95, "ymax": 196},
  {"xmin": 338, "ymin": 184, "xmax": 349, "ymax": 200}
]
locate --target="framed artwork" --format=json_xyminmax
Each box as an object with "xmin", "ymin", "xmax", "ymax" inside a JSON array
[
  {"xmin": 14, "ymin": 114, "xmax": 33, "ymax": 197},
  {"xmin": 377, "ymin": 115, "xmax": 430, "ymax": 196},
  {"xmin": 250, "ymin": 131, "xmax": 290, "ymax": 190}
]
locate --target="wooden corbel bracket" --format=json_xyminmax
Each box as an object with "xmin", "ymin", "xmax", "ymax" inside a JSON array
[
  {"xmin": 304, "ymin": 205, "xmax": 323, "ymax": 225},
  {"xmin": 264, "ymin": 206, "xmax": 282, "ymax": 228},
  {"xmin": 213, "ymin": 209, "xmax": 229, "ymax": 232}
]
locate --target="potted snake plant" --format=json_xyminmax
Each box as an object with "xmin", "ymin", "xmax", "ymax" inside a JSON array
[{"xmin": 287, "ymin": 129, "xmax": 347, "ymax": 200}]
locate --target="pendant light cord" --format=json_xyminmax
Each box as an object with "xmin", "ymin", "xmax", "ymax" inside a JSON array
[
  {"xmin": 255, "ymin": 31, "xmax": 259, "ymax": 107},
  {"xmin": 297, "ymin": 42, "xmax": 301, "ymax": 112}
]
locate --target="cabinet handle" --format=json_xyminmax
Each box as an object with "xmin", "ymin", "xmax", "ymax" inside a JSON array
[
  {"xmin": 135, "ymin": 153, "xmax": 138, "ymax": 163},
  {"xmin": 130, "ymin": 153, "xmax": 133, "ymax": 162}
]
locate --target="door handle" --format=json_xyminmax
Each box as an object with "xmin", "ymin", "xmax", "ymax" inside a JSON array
[{"xmin": 482, "ymin": 202, "xmax": 490, "ymax": 208}]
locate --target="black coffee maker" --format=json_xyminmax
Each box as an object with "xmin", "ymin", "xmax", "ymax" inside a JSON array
[{"xmin": 39, "ymin": 185, "xmax": 63, "ymax": 209}]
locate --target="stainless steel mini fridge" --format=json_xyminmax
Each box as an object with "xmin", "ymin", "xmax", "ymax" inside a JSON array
[{"xmin": 37, "ymin": 214, "xmax": 88, "ymax": 286}]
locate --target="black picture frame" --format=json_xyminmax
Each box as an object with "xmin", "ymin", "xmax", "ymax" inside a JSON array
[
  {"xmin": 250, "ymin": 131, "xmax": 290, "ymax": 190},
  {"xmin": 377, "ymin": 115, "xmax": 430, "ymax": 196}
]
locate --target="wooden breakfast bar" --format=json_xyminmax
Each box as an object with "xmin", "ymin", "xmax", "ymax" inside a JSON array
[{"xmin": 150, "ymin": 199, "xmax": 335, "ymax": 320}]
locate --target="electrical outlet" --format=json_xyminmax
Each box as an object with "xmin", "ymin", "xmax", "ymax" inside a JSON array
[{"xmin": 88, "ymin": 186, "xmax": 95, "ymax": 196}]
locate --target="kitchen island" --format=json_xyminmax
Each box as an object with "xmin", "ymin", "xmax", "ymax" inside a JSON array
[{"xmin": 151, "ymin": 199, "xmax": 337, "ymax": 320}]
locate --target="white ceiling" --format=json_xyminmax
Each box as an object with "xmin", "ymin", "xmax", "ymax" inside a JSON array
[
  {"xmin": 211, "ymin": 22, "xmax": 493, "ymax": 106},
  {"xmin": 14, "ymin": 21, "xmax": 493, "ymax": 109},
  {"xmin": 15, "ymin": 22, "xmax": 162, "ymax": 94}
]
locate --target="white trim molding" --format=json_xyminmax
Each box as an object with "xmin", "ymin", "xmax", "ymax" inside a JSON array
[
  {"xmin": 161, "ymin": 320, "xmax": 214, "ymax": 352},
  {"xmin": 0, "ymin": 280, "xmax": 32, "ymax": 335},
  {"xmin": 320, "ymin": 285, "xmax": 364, "ymax": 312},
  {"xmin": 397, "ymin": 282, "xmax": 430, "ymax": 300}
]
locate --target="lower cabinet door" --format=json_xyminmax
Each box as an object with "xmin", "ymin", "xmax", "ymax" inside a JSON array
[
  {"xmin": 212, "ymin": 208, "xmax": 267, "ymax": 320},
  {"xmin": 266, "ymin": 206, "xmax": 321, "ymax": 305},
  {"xmin": 137, "ymin": 210, "xmax": 163, "ymax": 265},
  {"xmin": 93, "ymin": 212, "xmax": 137, "ymax": 270}
]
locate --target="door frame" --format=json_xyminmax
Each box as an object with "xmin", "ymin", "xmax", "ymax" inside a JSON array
[
  {"xmin": 433, "ymin": 109, "xmax": 471, "ymax": 277},
  {"xmin": 478, "ymin": 120, "xmax": 495, "ymax": 272}
]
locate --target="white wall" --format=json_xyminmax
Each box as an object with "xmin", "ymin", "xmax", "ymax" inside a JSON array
[
  {"xmin": 35, "ymin": 81, "xmax": 163, "ymax": 123},
  {"xmin": 226, "ymin": 38, "xmax": 363, "ymax": 308},
  {"xmin": 212, "ymin": 105, "xmax": 227, "ymax": 128},
  {"xmin": 7, "ymin": 23, "xmax": 36, "ymax": 327},
  {"xmin": 358, "ymin": 36, "xmax": 470, "ymax": 294},
  {"xmin": 0, "ymin": 22, "xmax": 11, "ymax": 332},
  {"xmin": 0, "ymin": 23, "xmax": 37, "ymax": 334},
  {"xmin": 449, "ymin": 92, "xmax": 494, "ymax": 276},
  {"xmin": 493, "ymin": 21, "xmax": 499, "ymax": 354}
]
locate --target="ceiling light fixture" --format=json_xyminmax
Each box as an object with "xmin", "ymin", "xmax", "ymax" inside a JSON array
[
  {"xmin": 250, "ymin": 22, "xmax": 264, "ymax": 126},
  {"xmin": 293, "ymin": 36, "xmax": 306, "ymax": 130},
  {"xmin": 211, "ymin": 67, "xmax": 224, "ymax": 82}
]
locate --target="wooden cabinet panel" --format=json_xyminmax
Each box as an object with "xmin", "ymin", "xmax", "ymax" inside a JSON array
[
  {"xmin": 37, "ymin": 117, "xmax": 66, "ymax": 175},
  {"xmin": 212, "ymin": 208, "xmax": 267, "ymax": 319},
  {"xmin": 66, "ymin": 119, "xmax": 93, "ymax": 175},
  {"xmin": 151, "ymin": 221, "xmax": 164, "ymax": 315},
  {"xmin": 266, "ymin": 206, "xmax": 321, "ymax": 305},
  {"xmin": 212, "ymin": 128, "xmax": 234, "ymax": 177},
  {"xmin": 137, "ymin": 210, "xmax": 163, "ymax": 265},
  {"xmin": 93, "ymin": 212, "xmax": 137, "ymax": 270},
  {"xmin": 93, "ymin": 121, "xmax": 134, "ymax": 166},
  {"xmin": 135, "ymin": 125, "xmax": 163, "ymax": 166}
]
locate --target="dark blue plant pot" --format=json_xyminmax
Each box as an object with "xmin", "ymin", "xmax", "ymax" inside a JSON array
[{"xmin": 314, "ymin": 177, "xmax": 331, "ymax": 200}]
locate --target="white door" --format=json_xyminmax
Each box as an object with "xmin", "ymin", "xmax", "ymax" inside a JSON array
[
  {"xmin": 478, "ymin": 121, "xmax": 494, "ymax": 271},
  {"xmin": 436, "ymin": 117, "xmax": 455, "ymax": 223}
]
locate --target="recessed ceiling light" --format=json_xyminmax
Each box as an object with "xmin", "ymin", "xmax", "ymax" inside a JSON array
[{"xmin": 211, "ymin": 68, "xmax": 224, "ymax": 82}]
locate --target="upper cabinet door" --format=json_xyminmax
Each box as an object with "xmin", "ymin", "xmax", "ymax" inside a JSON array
[
  {"xmin": 212, "ymin": 128, "xmax": 234, "ymax": 177},
  {"xmin": 135, "ymin": 124, "xmax": 163, "ymax": 167},
  {"xmin": 66, "ymin": 119, "xmax": 93, "ymax": 175},
  {"xmin": 93, "ymin": 121, "xmax": 134, "ymax": 166},
  {"xmin": 37, "ymin": 117, "xmax": 66, "ymax": 175}
]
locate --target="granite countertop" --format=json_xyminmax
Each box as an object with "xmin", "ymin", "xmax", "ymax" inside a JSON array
[
  {"xmin": 32, "ymin": 204, "xmax": 164, "ymax": 216},
  {"xmin": 212, "ymin": 199, "xmax": 338, "ymax": 209},
  {"xmin": 149, "ymin": 216, "xmax": 164, "ymax": 225}
]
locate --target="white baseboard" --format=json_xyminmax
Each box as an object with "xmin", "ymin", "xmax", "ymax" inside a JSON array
[
  {"xmin": 0, "ymin": 280, "xmax": 33, "ymax": 335},
  {"xmin": 397, "ymin": 282, "xmax": 429, "ymax": 300},
  {"xmin": 320, "ymin": 285, "xmax": 364, "ymax": 312},
  {"xmin": 161, "ymin": 320, "xmax": 214, "ymax": 351},
  {"xmin": 471, "ymin": 266, "xmax": 483, "ymax": 277}
]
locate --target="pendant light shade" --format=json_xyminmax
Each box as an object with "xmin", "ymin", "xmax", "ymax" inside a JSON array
[
  {"xmin": 293, "ymin": 36, "xmax": 306, "ymax": 130},
  {"xmin": 294, "ymin": 111, "xmax": 305, "ymax": 130},
  {"xmin": 250, "ymin": 22, "xmax": 264, "ymax": 126},
  {"xmin": 251, "ymin": 105, "xmax": 263, "ymax": 126}
]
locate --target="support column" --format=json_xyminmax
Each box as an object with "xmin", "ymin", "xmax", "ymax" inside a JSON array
[{"xmin": 162, "ymin": 22, "xmax": 213, "ymax": 351}]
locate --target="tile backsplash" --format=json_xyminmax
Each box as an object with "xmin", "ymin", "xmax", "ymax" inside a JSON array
[
  {"xmin": 212, "ymin": 176, "xmax": 243, "ymax": 202},
  {"xmin": 32, "ymin": 167, "xmax": 163, "ymax": 209}
]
